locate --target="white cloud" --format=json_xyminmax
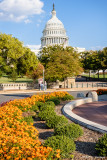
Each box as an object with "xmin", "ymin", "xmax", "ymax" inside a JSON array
[
  {"xmin": 24, "ymin": 19, "xmax": 31, "ymax": 24},
  {"xmin": 0, "ymin": 0, "xmax": 44, "ymax": 22},
  {"xmin": 26, "ymin": 44, "xmax": 41, "ymax": 55},
  {"xmin": 90, "ymin": 46, "xmax": 104, "ymax": 51},
  {"xmin": 26, "ymin": 44, "xmax": 41, "ymax": 50}
]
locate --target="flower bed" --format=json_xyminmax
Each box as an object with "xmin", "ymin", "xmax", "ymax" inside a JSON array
[
  {"xmin": 96, "ymin": 89, "xmax": 107, "ymax": 95},
  {"xmin": 0, "ymin": 91, "xmax": 71, "ymax": 159}
]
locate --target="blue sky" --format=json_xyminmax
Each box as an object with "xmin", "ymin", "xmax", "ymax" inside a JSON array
[{"xmin": 0, "ymin": 0, "xmax": 107, "ymax": 51}]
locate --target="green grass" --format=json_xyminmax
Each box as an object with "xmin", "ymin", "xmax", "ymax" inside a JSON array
[
  {"xmin": 83, "ymin": 74, "xmax": 107, "ymax": 79},
  {"xmin": 0, "ymin": 76, "xmax": 33, "ymax": 83}
]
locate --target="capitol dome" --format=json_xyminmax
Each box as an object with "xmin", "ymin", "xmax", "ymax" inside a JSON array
[{"xmin": 41, "ymin": 4, "xmax": 69, "ymax": 48}]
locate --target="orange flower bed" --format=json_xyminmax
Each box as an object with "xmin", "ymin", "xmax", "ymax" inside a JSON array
[
  {"xmin": 0, "ymin": 91, "xmax": 68, "ymax": 159},
  {"xmin": 96, "ymin": 89, "xmax": 107, "ymax": 95}
]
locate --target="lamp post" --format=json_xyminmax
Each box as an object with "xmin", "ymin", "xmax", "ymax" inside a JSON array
[{"xmin": 43, "ymin": 69, "xmax": 45, "ymax": 91}]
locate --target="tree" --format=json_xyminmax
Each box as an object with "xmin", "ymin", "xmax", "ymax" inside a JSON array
[
  {"xmin": 101, "ymin": 47, "xmax": 107, "ymax": 78},
  {"xmin": 81, "ymin": 48, "xmax": 107, "ymax": 80},
  {"xmin": 17, "ymin": 48, "xmax": 39, "ymax": 77},
  {"xmin": 39, "ymin": 45, "xmax": 83, "ymax": 82},
  {"xmin": 30, "ymin": 63, "xmax": 44, "ymax": 82},
  {"xmin": 8, "ymin": 69, "xmax": 18, "ymax": 82},
  {"xmin": 0, "ymin": 33, "xmax": 39, "ymax": 77}
]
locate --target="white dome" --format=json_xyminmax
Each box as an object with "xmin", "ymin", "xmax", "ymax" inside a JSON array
[
  {"xmin": 45, "ymin": 10, "xmax": 64, "ymax": 29},
  {"xmin": 41, "ymin": 4, "xmax": 69, "ymax": 48}
]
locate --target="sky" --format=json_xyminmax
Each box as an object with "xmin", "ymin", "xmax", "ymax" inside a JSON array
[{"xmin": 0, "ymin": 0, "xmax": 107, "ymax": 51}]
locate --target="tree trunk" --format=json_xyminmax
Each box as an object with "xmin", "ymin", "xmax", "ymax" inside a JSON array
[
  {"xmin": 98, "ymin": 70, "xmax": 99, "ymax": 80},
  {"xmin": 89, "ymin": 70, "xmax": 91, "ymax": 80},
  {"xmin": 103, "ymin": 69, "xmax": 105, "ymax": 79}
]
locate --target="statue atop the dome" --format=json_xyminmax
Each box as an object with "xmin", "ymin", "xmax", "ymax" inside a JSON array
[{"xmin": 52, "ymin": 3, "xmax": 55, "ymax": 11}]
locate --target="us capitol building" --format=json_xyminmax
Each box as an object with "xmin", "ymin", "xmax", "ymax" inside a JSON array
[
  {"xmin": 33, "ymin": 4, "xmax": 85, "ymax": 54},
  {"xmin": 41, "ymin": 4, "xmax": 68, "ymax": 48}
]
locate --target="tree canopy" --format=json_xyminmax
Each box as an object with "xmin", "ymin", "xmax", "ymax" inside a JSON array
[
  {"xmin": 0, "ymin": 33, "xmax": 39, "ymax": 78},
  {"xmin": 39, "ymin": 45, "xmax": 83, "ymax": 82},
  {"xmin": 81, "ymin": 48, "xmax": 107, "ymax": 71},
  {"xmin": 80, "ymin": 48, "xmax": 107, "ymax": 78}
]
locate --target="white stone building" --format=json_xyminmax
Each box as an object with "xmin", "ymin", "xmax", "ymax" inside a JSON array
[{"xmin": 41, "ymin": 4, "xmax": 69, "ymax": 48}]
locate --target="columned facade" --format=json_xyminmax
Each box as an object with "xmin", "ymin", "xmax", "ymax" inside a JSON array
[{"xmin": 41, "ymin": 4, "xmax": 69, "ymax": 48}]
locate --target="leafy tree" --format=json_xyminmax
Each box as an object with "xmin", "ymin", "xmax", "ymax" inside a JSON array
[
  {"xmin": 30, "ymin": 62, "xmax": 44, "ymax": 82},
  {"xmin": 81, "ymin": 48, "xmax": 107, "ymax": 79},
  {"xmin": 0, "ymin": 33, "xmax": 25, "ymax": 74},
  {"xmin": 101, "ymin": 47, "xmax": 107, "ymax": 78},
  {"xmin": 39, "ymin": 45, "xmax": 83, "ymax": 82},
  {"xmin": 17, "ymin": 48, "xmax": 39, "ymax": 76},
  {"xmin": 0, "ymin": 33, "xmax": 39, "ymax": 77},
  {"xmin": 8, "ymin": 69, "xmax": 18, "ymax": 82}
]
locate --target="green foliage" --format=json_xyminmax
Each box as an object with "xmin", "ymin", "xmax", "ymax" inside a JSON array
[
  {"xmin": 45, "ymin": 101, "xmax": 55, "ymax": 107},
  {"xmin": 61, "ymin": 94, "xmax": 74, "ymax": 101},
  {"xmin": 54, "ymin": 123, "xmax": 83, "ymax": 140},
  {"xmin": 36, "ymin": 101, "xmax": 45, "ymax": 109},
  {"xmin": 38, "ymin": 109, "xmax": 56, "ymax": 121},
  {"xmin": 39, "ymin": 45, "xmax": 83, "ymax": 82},
  {"xmin": 8, "ymin": 69, "xmax": 18, "ymax": 82},
  {"xmin": 44, "ymin": 135, "xmax": 76, "ymax": 158},
  {"xmin": 0, "ymin": 33, "xmax": 39, "ymax": 77},
  {"xmin": 30, "ymin": 62, "xmax": 44, "ymax": 82},
  {"xmin": 40, "ymin": 104, "xmax": 55, "ymax": 112},
  {"xmin": 47, "ymin": 97, "xmax": 60, "ymax": 105},
  {"xmin": 17, "ymin": 48, "xmax": 39, "ymax": 76},
  {"xmin": 21, "ymin": 116, "xmax": 34, "ymax": 125},
  {"xmin": 95, "ymin": 134, "xmax": 107, "ymax": 156},
  {"xmin": 31, "ymin": 105, "xmax": 39, "ymax": 112},
  {"xmin": 0, "ymin": 70, "xmax": 2, "ymax": 78},
  {"xmin": 46, "ymin": 115, "xmax": 68, "ymax": 129},
  {"xmin": 81, "ymin": 48, "xmax": 107, "ymax": 73},
  {"xmin": 96, "ymin": 89, "xmax": 107, "ymax": 95}
]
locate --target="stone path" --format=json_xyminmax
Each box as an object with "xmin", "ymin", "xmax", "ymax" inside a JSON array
[{"xmin": 73, "ymin": 100, "xmax": 107, "ymax": 127}]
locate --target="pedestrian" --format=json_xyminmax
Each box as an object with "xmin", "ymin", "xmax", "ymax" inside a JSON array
[
  {"xmin": 40, "ymin": 82, "xmax": 44, "ymax": 91},
  {"xmin": 44, "ymin": 81, "xmax": 47, "ymax": 90}
]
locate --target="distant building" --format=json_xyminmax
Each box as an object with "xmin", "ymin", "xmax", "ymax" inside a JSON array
[
  {"xmin": 74, "ymin": 47, "xmax": 86, "ymax": 53},
  {"xmin": 30, "ymin": 4, "xmax": 85, "ymax": 55}
]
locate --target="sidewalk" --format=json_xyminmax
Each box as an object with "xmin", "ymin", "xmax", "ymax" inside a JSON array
[{"xmin": 0, "ymin": 87, "xmax": 106, "ymax": 94}]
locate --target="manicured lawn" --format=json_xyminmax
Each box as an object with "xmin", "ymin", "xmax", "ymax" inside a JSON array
[
  {"xmin": 83, "ymin": 74, "xmax": 107, "ymax": 79},
  {"xmin": 0, "ymin": 76, "xmax": 33, "ymax": 83}
]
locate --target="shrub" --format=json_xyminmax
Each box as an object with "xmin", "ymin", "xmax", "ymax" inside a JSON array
[
  {"xmin": 95, "ymin": 134, "xmax": 107, "ymax": 156},
  {"xmin": 46, "ymin": 101, "xmax": 55, "ymax": 107},
  {"xmin": 61, "ymin": 94, "xmax": 74, "ymax": 101},
  {"xmin": 40, "ymin": 104, "xmax": 55, "ymax": 112},
  {"xmin": 44, "ymin": 135, "xmax": 76, "ymax": 158},
  {"xmin": 96, "ymin": 89, "xmax": 107, "ymax": 95},
  {"xmin": 38, "ymin": 109, "xmax": 56, "ymax": 121},
  {"xmin": 54, "ymin": 123, "xmax": 83, "ymax": 140},
  {"xmin": 46, "ymin": 115, "xmax": 68, "ymax": 129},
  {"xmin": 47, "ymin": 97, "xmax": 60, "ymax": 105},
  {"xmin": 36, "ymin": 101, "xmax": 45, "ymax": 109},
  {"xmin": 31, "ymin": 104, "xmax": 39, "ymax": 112}
]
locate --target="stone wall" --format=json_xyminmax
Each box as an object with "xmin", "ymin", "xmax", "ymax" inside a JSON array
[
  {"xmin": 0, "ymin": 83, "xmax": 35, "ymax": 91},
  {"xmin": 48, "ymin": 77, "xmax": 75, "ymax": 89}
]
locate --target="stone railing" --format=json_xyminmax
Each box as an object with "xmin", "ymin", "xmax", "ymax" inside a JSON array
[{"xmin": 0, "ymin": 83, "xmax": 37, "ymax": 91}]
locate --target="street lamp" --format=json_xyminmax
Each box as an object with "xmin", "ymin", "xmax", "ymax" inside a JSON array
[{"xmin": 43, "ymin": 69, "xmax": 45, "ymax": 91}]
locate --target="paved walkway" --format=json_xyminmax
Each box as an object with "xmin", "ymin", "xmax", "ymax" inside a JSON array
[
  {"xmin": 73, "ymin": 100, "xmax": 107, "ymax": 127},
  {"xmin": 0, "ymin": 89, "xmax": 91, "ymax": 104}
]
